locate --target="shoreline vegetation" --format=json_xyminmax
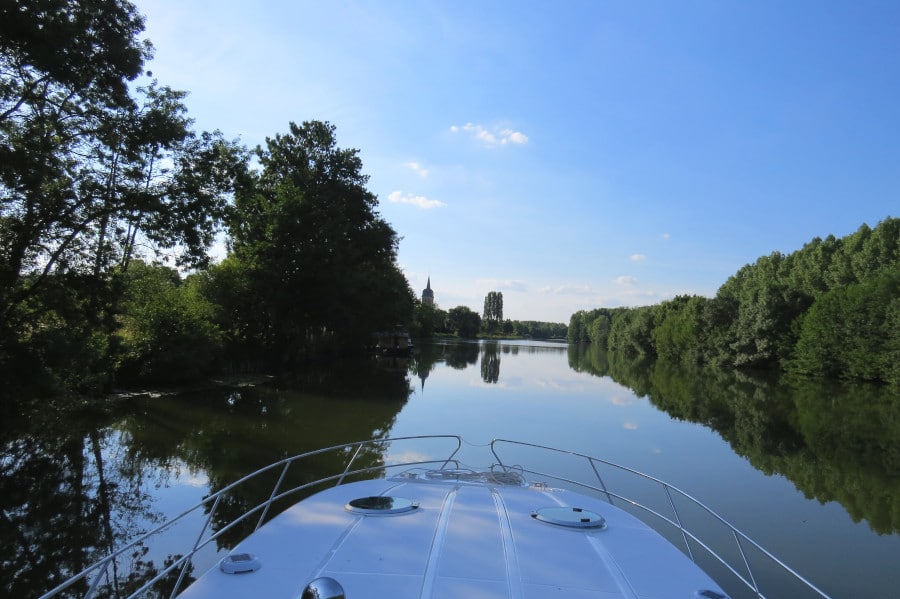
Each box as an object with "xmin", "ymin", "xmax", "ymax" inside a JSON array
[
  {"xmin": 568, "ymin": 218, "xmax": 900, "ymax": 386},
  {"xmin": 1, "ymin": 1, "xmax": 897, "ymax": 406}
]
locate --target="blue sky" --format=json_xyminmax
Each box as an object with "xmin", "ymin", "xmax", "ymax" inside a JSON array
[{"xmin": 135, "ymin": 1, "xmax": 899, "ymax": 323}]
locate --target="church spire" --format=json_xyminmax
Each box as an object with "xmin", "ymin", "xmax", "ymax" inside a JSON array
[{"xmin": 422, "ymin": 277, "xmax": 434, "ymax": 305}]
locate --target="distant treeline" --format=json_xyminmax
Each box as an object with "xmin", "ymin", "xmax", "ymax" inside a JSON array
[
  {"xmin": 568, "ymin": 218, "xmax": 900, "ymax": 385},
  {"xmin": 411, "ymin": 302, "xmax": 567, "ymax": 340}
]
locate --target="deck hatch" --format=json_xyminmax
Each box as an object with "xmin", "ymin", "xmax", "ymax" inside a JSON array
[
  {"xmin": 346, "ymin": 496, "xmax": 419, "ymax": 514},
  {"xmin": 531, "ymin": 506, "xmax": 606, "ymax": 529},
  {"xmin": 219, "ymin": 552, "xmax": 261, "ymax": 574}
]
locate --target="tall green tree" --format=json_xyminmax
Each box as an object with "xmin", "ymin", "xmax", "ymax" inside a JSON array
[
  {"xmin": 225, "ymin": 121, "xmax": 412, "ymax": 364},
  {"xmin": 1, "ymin": 0, "xmax": 146, "ymax": 303},
  {"xmin": 482, "ymin": 291, "xmax": 503, "ymax": 333},
  {"xmin": 0, "ymin": 0, "xmax": 244, "ymax": 392}
]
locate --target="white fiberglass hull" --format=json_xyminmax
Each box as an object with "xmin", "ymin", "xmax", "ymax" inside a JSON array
[{"xmin": 180, "ymin": 473, "xmax": 728, "ymax": 599}]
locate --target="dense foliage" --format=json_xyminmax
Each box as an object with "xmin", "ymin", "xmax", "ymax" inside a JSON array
[
  {"xmin": 447, "ymin": 305, "xmax": 482, "ymax": 338},
  {"xmin": 569, "ymin": 218, "xmax": 900, "ymax": 384},
  {"xmin": 0, "ymin": 1, "xmax": 413, "ymax": 395},
  {"xmin": 209, "ymin": 121, "xmax": 414, "ymax": 368},
  {"xmin": 0, "ymin": 0, "xmax": 243, "ymax": 393},
  {"xmin": 115, "ymin": 261, "xmax": 222, "ymax": 385}
]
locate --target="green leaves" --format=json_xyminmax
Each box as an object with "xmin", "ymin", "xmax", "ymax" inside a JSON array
[
  {"xmin": 791, "ymin": 271, "xmax": 900, "ymax": 383},
  {"xmin": 116, "ymin": 262, "xmax": 222, "ymax": 384},
  {"xmin": 222, "ymin": 120, "xmax": 411, "ymax": 362},
  {"xmin": 572, "ymin": 217, "xmax": 900, "ymax": 384},
  {"xmin": 447, "ymin": 306, "xmax": 481, "ymax": 338},
  {"xmin": 482, "ymin": 291, "xmax": 503, "ymax": 334}
]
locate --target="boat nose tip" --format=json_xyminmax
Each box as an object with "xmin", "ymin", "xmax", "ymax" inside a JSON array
[{"xmin": 301, "ymin": 576, "xmax": 346, "ymax": 599}]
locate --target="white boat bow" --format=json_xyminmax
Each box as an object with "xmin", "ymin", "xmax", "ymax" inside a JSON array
[{"xmin": 39, "ymin": 436, "xmax": 831, "ymax": 599}]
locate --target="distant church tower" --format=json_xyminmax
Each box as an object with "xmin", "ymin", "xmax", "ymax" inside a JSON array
[{"xmin": 422, "ymin": 277, "xmax": 434, "ymax": 306}]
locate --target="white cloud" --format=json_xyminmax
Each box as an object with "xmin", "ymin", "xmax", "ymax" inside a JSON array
[
  {"xmin": 405, "ymin": 162, "xmax": 429, "ymax": 177},
  {"xmin": 450, "ymin": 122, "xmax": 529, "ymax": 147},
  {"xmin": 500, "ymin": 129, "xmax": 529, "ymax": 144},
  {"xmin": 541, "ymin": 284, "xmax": 592, "ymax": 296},
  {"xmin": 387, "ymin": 191, "xmax": 446, "ymax": 209},
  {"xmin": 615, "ymin": 275, "xmax": 638, "ymax": 285},
  {"xmin": 661, "ymin": 233, "xmax": 671, "ymax": 240},
  {"xmin": 630, "ymin": 254, "xmax": 647, "ymax": 261},
  {"xmin": 476, "ymin": 278, "xmax": 528, "ymax": 292}
]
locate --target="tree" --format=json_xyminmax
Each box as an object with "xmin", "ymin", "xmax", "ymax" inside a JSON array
[
  {"xmin": 652, "ymin": 295, "xmax": 707, "ymax": 364},
  {"xmin": 115, "ymin": 261, "xmax": 222, "ymax": 384},
  {"xmin": 588, "ymin": 313, "xmax": 611, "ymax": 348},
  {"xmin": 225, "ymin": 121, "xmax": 412, "ymax": 363},
  {"xmin": 0, "ymin": 1, "xmax": 244, "ymax": 391},
  {"xmin": 607, "ymin": 306, "xmax": 656, "ymax": 357},
  {"xmin": 791, "ymin": 271, "xmax": 900, "ymax": 383},
  {"xmin": 447, "ymin": 306, "xmax": 481, "ymax": 338},
  {"xmin": 482, "ymin": 291, "xmax": 503, "ymax": 333},
  {"xmin": 2, "ymin": 0, "xmax": 147, "ymax": 304},
  {"xmin": 567, "ymin": 311, "xmax": 590, "ymax": 343},
  {"xmin": 411, "ymin": 301, "xmax": 444, "ymax": 339}
]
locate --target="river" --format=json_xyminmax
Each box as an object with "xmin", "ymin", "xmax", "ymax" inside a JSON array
[{"xmin": 2, "ymin": 339, "xmax": 898, "ymax": 597}]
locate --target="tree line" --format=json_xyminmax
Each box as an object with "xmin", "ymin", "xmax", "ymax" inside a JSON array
[
  {"xmin": 411, "ymin": 292, "xmax": 567, "ymax": 340},
  {"xmin": 568, "ymin": 218, "xmax": 900, "ymax": 385},
  {"xmin": 0, "ymin": 1, "xmax": 566, "ymax": 399},
  {"xmin": 0, "ymin": 1, "xmax": 414, "ymax": 397}
]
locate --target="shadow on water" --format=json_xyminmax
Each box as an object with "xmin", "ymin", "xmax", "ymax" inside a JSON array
[
  {"xmin": 569, "ymin": 343, "xmax": 900, "ymax": 536},
  {"xmin": 0, "ymin": 356, "xmax": 413, "ymax": 597}
]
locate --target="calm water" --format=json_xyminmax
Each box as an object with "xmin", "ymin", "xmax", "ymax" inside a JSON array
[{"xmin": 2, "ymin": 339, "xmax": 898, "ymax": 597}]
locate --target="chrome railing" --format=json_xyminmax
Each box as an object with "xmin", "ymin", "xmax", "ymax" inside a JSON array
[
  {"xmin": 489, "ymin": 438, "xmax": 831, "ymax": 599},
  {"xmin": 39, "ymin": 435, "xmax": 830, "ymax": 599}
]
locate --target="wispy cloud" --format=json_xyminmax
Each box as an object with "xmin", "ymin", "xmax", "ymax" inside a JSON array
[
  {"xmin": 476, "ymin": 278, "xmax": 529, "ymax": 292},
  {"xmin": 450, "ymin": 122, "xmax": 529, "ymax": 147},
  {"xmin": 387, "ymin": 191, "xmax": 445, "ymax": 209},
  {"xmin": 539, "ymin": 284, "xmax": 592, "ymax": 295},
  {"xmin": 630, "ymin": 254, "xmax": 647, "ymax": 261},
  {"xmin": 661, "ymin": 233, "xmax": 671, "ymax": 240},
  {"xmin": 405, "ymin": 161, "xmax": 429, "ymax": 177},
  {"xmin": 615, "ymin": 275, "xmax": 637, "ymax": 285}
]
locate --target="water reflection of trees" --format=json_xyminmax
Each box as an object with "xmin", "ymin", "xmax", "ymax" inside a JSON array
[
  {"xmin": 569, "ymin": 343, "xmax": 900, "ymax": 535},
  {"xmin": 413, "ymin": 340, "xmax": 568, "ymax": 386},
  {"xmin": 0, "ymin": 358, "xmax": 412, "ymax": 597},
  {"xmin": 410, "ymin": 341, "xmax": 481, "ymax": 390},
  {"xmin": 481, "ymin": 342, "xmax": 501, "ymax": 383},
  {"xmin": 0, "ymin": 408, "xmax": 184, "ymax": 598}
]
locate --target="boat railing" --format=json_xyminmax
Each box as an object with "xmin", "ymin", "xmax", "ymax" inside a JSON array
[
  {"xmin": 489, "ymin": 438, "xmax": 831, "ymax": 599},
  {"xmin": 39, "ymin": 435, "xmax": 830, "ymax": 599},
  {"xmin": 37, "ymin": 435, "xmax": 463, "ymax": 599}
]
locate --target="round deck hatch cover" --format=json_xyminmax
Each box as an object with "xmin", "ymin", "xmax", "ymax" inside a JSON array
[
  {"xmin": 346, "ymin": 496, "xmax": 418, "ymax": 514},
  {"xmin": 220, "ymin": 552, "xmax": 261, "ymax": 574},
  {"xmin": 532, "ymin": 506, "xmax": 605, "ymax": 529}
]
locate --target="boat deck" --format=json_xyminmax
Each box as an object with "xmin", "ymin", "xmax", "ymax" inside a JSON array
[{"xmin": 180, "ymin": 472, "xmax": 727, "ymax": 598}]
